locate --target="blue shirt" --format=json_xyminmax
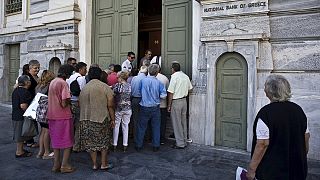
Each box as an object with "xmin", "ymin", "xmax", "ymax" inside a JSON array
[
  {"xmin": 130, "ymin": 73, "xmax": 146, "ymax": 97},
  {"xmin": 140, "ymin": 76, "xmax": 167, "ymax": 107}
]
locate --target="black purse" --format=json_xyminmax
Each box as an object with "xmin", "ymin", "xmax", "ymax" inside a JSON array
[{"xmin": 21, "ymin": 116, "xmax": 38, "ymax": 137}]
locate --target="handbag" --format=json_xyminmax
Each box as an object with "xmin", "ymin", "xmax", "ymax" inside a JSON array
[
  {"xmin": 21, "ymin": 116, "xmax": 38, "ymax": 137},
  {"xmin": 36, "ymin": 96, "xmax": 49, "ymax": 124}
]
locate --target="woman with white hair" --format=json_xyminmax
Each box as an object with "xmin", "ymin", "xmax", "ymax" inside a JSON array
[
  {"xmin": 247, "ymin": 74, "xmax": 310, "ymax": 180},
  {"xmin": 12, "ymin": 75, "xmax": 33, "ymax": 158}
]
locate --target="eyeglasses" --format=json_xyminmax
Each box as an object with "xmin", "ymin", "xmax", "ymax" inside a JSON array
[{"xmin": 130, "ymin": 56, "xmax": 135, "ymax": 59}]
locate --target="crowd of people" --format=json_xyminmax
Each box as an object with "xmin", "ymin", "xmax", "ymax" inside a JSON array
[
  {"xmin": 11, "ymin": 50, "xmax": 310, "ymax": 179},
  {"xmin": 11, "ymin": 50, "xmax": 193, "ymax": 173}
]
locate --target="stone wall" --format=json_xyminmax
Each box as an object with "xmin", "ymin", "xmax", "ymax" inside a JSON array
[
  {"xmin": 193, "ymin": 0, "xmax": 320, "ymax": 160},
  {"xmin": 268, "ymin": 0, "xmax": 320, "ymax": 160}
]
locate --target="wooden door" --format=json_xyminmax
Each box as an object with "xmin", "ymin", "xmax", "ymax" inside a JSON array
[
  {"xmin": 93, "ymin": 0, "xmax": 138, "ymax": 69},
  {"xmin": 148, "ymin": 31, "xmax": 161, "ymax": 56},
  {"xmin": 9, "ymin": 44, "xmax": 20, "ymax": 98},
  {"xmin": 215, "ymin": 53, "xmax": 248, "ymax": 149},
  {"xmin": 162, "ymin": 0, "xmax": 192, "ymax": 76}
]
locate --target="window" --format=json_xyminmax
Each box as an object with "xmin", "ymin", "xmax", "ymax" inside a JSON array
[{"xmin": 5, "ymin": 0, "xmax": 22, "ymax": 15}]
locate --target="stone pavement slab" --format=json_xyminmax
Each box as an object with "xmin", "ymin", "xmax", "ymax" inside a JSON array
[{"xmin": 0, "ymin": 105, "xmax": 319, "ymax": 180}]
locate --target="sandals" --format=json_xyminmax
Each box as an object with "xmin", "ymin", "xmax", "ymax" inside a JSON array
[
  {"xmin": 60, "ymin": 166, "xmax": 76, "ymax": 173},
  {"xmin": 42, "ymin": 152, "xmax": 54, "ymax": 160},
  {"xmin": 27, "ymin": 143, "xmax": 39, "ymax": 148},
  {"xmin": 100, "ymin": 163, "xmax": 114, "ymax": 170},
  {"xmin": 15, "ymin": 150, "xmax": 32, "ymax": 158}
]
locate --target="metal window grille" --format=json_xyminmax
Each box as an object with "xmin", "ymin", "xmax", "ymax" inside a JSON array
[{"xmin": 5, "ymin": 0, "xmax": 22, "ymax": 15}]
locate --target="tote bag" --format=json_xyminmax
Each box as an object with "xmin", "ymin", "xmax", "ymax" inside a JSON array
[{"xmin": 21, "ymin": 116, "xmax": 38, "ymax": 137}]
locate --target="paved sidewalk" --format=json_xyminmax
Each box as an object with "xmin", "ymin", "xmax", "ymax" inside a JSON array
[{"xmin": 0, "ymin": 105, "xmax": 319, "ymax": 180}]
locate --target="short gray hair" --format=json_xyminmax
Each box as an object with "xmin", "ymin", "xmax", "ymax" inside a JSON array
[
  {"xmin": 18, "ymin": 75, "xmax": 30, "ymax": 86},
  {"xmin": 264, "ymin": 74, "xmax": 292, "ymax": 102},
  {"xmin": 29, "ymin": 60, "xmax": 40, "ymax": 68},
  {"xmin": 148, "ymin": 64, "xmax": 160, "ymax": 76}
]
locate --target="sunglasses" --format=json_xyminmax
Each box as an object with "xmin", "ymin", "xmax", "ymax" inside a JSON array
[{"xmin": 130, "ymin": 56, "xmax": 135, "ymax": 59}]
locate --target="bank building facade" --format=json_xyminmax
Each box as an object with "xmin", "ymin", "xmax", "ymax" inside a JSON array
[{"xmin": 0, "ymin": 0, "xmax": 319, "ymax": 160}]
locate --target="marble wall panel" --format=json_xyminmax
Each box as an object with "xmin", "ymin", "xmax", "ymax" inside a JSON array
[
  {"xmin": 27, "ymin": 38, "xmax": 47, "ymax": 52},
  {"xmin": 201, "ymin": 16, "xmax": 270, "ymax": 38},
  {"xmin": 269, "ymin": 0, "xmax": 320, "ymax": 11},
  {"xmin": 270, "ymin": 13, "xmax": 320, "ymax": 39},
  {"xmin": 30, "ymin": 0, "xmax": 49, "ymax": 14},
  {"xmin": 272, "ymin": 41, "xmax": 320, "ymax": 70},
  {"xmin": 189, "ymin": 94, "xmax": 207, "ymax": 145}
]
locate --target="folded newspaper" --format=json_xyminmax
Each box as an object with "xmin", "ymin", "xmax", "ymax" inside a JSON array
[{"xmin": 23, "ymin": 93, "xmax": 47, "ymax": 119}]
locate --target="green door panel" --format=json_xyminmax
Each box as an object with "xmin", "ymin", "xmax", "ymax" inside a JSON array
[
  {"xmin": 93, "ymin": 0, "xmax": 138, "ymax": 69},
  {"xmin": 215, "ymin": 53, "xmax": 248, "ymax": 149},
  {"xmin": 162, "ymin": 0, "xmax": 192, "ymax": 77},
  {"xmin": 9, "ymin": 44, "xmax": 20, "ymax": 98}
]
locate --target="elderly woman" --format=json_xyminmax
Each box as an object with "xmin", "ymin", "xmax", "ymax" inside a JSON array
[
  {"xmin": 79, "ymin": 67, "xmax": 115, "ymax": 170},
  {"xmin": 47, "ymin": 65, "xmax": 75, "ymax": 173},
  {"xmin": 12, "ymin": 75, "xmax": 33, "ymax": 158},
  {"xmin": 247, "ymin": 75, "xmax": 310, "ymax": 180},
  {"xmin": 112, "ymin": 71, "xmax": 131, "ymax": 152}
]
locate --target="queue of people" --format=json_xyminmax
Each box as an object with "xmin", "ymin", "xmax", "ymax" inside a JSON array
[{"xmin": 11, "ymin": 52, "xmax": 309, "ymax": 179}]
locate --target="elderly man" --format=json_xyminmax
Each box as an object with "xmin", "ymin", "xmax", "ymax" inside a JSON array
[
  {"xmin": 167, "ymin": 62, "xmax": 193, "ymax": 149},
  {"xmin": 139, "ymin": 49, "xmax": 152, "ymax": 67},
  {"xmin": 135, "ymin": 64, "xmax": 167, "ymax": 152},
  {"xmin": 130, "ymin": 66, "xmax": 148, "ymax": 140}
]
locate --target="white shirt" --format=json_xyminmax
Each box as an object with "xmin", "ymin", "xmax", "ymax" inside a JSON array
[
  {"xmin": 156, "ymin": 73, "xmax": 169, "ymax": 108},
  {"xmin": 256, "ymin": 118, "xmax": 310, "ymax": 140},
  {"xmin": 122, "ymin": 59, "xmax": 132, "ymax": 72},
  {"xmin": 150, "ymin": 56, "xmax": 161, "ymax": 67},
  {"xmin": 66, "ymin": 72, "xmax": 86, "ymax": 101}
]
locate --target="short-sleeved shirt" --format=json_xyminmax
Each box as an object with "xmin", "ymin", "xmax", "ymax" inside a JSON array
[
  {"xmin": 156, "ymin": 73, "xmax": 169, "ymax": 108},
  {"xmin": 12, "ymin": 87, "xmax": 33, "ymax": 121},
  {"xmin": 47, "ymin": 77, "xmax": 72, "ymax": 120},
  {"xmin": 66, "ymin": 72, "xmax": 87, "ymax": 101},
  {"xmin": 122, "ymin": 59, "xmax": 133, "ymax": 72},
  {"xmin": 130, "ymin": 73, "xmax": 146, "ymax": 97},
  {"xmin": 107, "ymin": 72, "xmax": 118, "ymax": 87},
  {"xmin": 256, "ymin": 118, "xmax": 310, "ymax": 140},
  {"xmin": 167, "ymin": 71, "xmax": 193, "ymax": 99},
  {"xmin": 140, "ymin": 76, "xmax": 167, "ymax": 107},
  {"xmin": 114, "ymin": 82, "xmax": 131, "ymax": 111},
  {"xmin": 79, "ymin": 79, "xmax": 114, "ymax": 123}
]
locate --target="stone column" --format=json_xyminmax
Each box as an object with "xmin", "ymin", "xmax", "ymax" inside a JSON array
[{"xmin": 0, "ymin": 0, "xmax": 5, "ymax": 28}]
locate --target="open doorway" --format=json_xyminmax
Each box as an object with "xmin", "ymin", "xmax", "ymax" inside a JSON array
[{"xmin": 138, "ymin": 0, "xmax": 162, "ymax": 66}]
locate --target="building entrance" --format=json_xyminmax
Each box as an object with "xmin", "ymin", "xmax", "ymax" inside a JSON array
[
  {"xmin": 138, "ymin": 0, "xmax": 162, "ymax": 66},
  {"xmin": 215, "ymin": 53, "xmax": 248, "ymax": 150}
]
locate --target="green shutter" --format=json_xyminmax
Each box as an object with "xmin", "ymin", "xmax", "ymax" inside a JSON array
[
  {"xmin": 93, "ymin": 0, "xmax": 138, "ymax": 69},
  {"xmin": 162, "ymin": 0, "xmax": 192, "ymax": 76}
]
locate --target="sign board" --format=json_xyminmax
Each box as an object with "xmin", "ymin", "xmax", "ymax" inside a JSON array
[{"xmin": 202, "ymin": 0, "xmax": 269, "ymax": 17}]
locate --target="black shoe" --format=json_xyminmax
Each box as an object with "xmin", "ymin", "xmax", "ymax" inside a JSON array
[
  {"xmin": 123, "ymin": 146, "xmax": 128, "ymax": 152},
  {"xmin": 153, "ymin": 147, "xmax": 160, "ymax": 152},
  {"xmin": 171, "ymin": 145, "xmax": 185, "ymax": 149},
  {"xmin": 135, "ymin": 146, "xmax": 142, "ymax": 152},
  {"xmin": 169, "ymin": 134, "xmax": 175, "ymax": 138}
]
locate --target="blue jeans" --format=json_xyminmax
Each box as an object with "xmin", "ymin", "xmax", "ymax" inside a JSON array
[{"xmin": 135, "ymin": 105, "xmax": 161, "ymax": 148}]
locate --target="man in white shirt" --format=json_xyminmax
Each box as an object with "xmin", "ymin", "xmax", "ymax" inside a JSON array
[
  {"xmin": 122, "ymin": 52, "xmax": 136, "ymax": 72},
  {"xmin": 66, "ymin": 62, "xmax": 87, "ymax": 151},
  {"xmin": 156, "ymin": 68, "xmax": 169, "ymax": 145},
  {"xmin": 150, "ymin": 56, "xmax": 161, "ymax": 67}
]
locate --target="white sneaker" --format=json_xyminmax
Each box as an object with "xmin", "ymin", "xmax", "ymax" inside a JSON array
[{"xmin": 186, "ymin": 139, "xmax": 193, "ymax": 143}]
